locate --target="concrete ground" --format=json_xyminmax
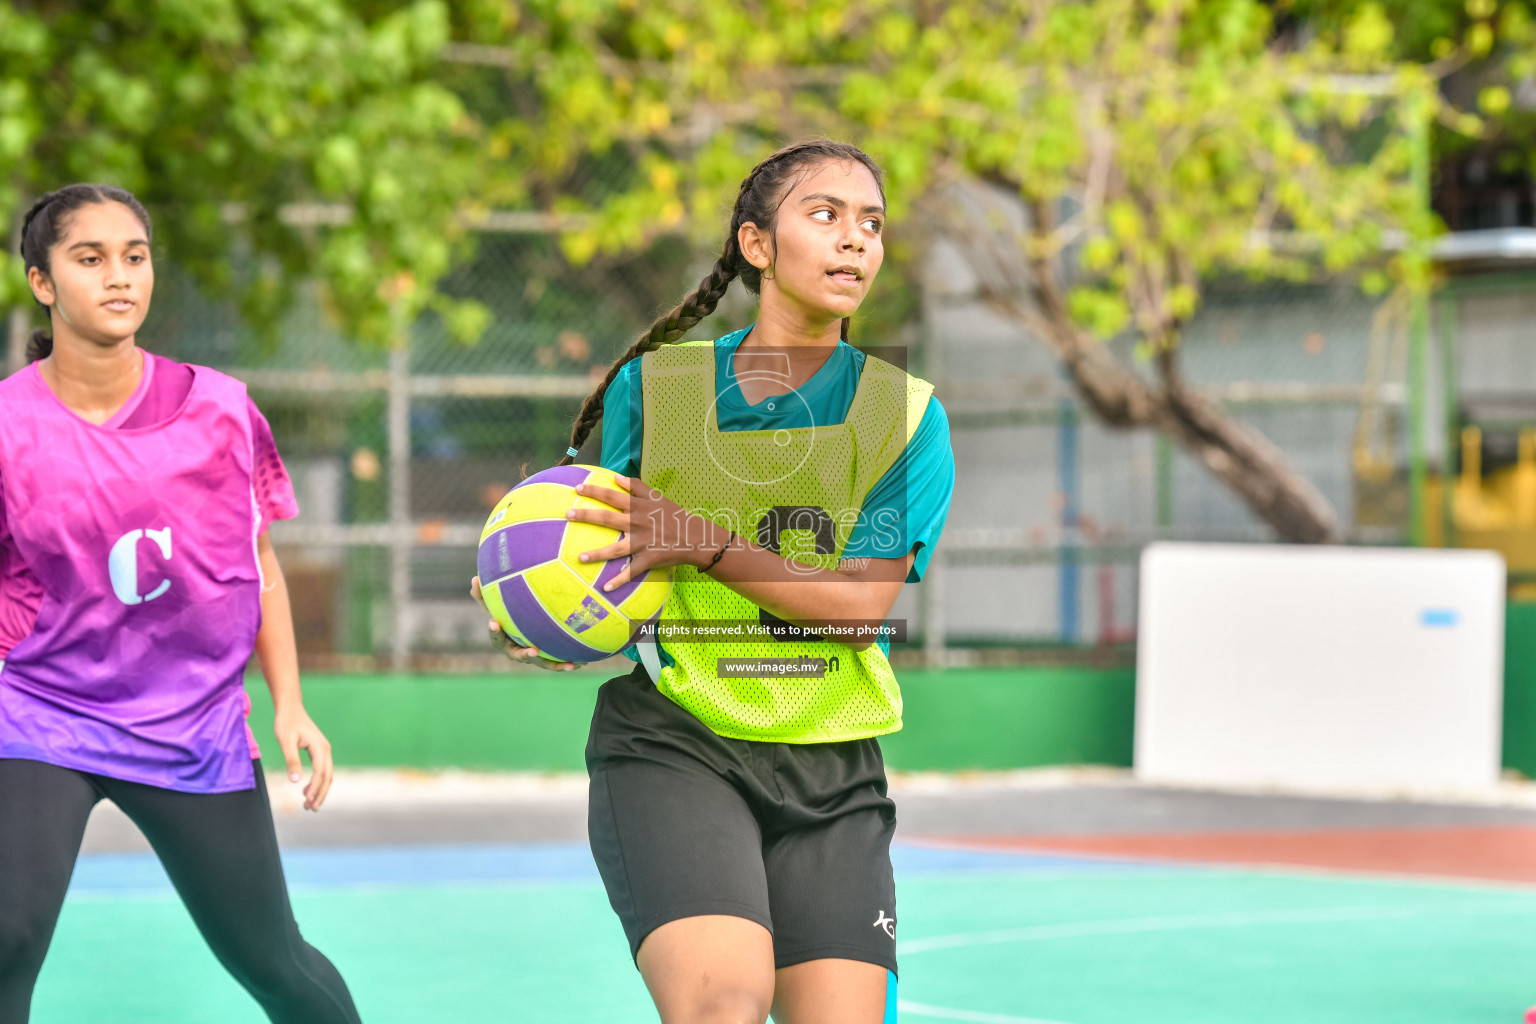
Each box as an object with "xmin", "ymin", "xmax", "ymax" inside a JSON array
[{"xmin": 78, "ymin": 766, "xmax": 1536, "ymax": 853}]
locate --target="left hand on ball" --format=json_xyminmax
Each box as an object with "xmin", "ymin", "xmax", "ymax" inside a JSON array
[
  {"xmin": 568, "ymin": 476, "xmax": 717, "ymax": 592},
  {"xmin": 470, "ymin": 576, "xmax": 578, "ymax": 672}
]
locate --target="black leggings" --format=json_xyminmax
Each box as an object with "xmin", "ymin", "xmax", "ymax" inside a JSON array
[{"xmin": 0, "ymin": 757, "xmax": 361, "ymax": 1024}]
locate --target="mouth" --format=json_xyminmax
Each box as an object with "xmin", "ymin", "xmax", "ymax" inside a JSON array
[
  {"xmin": 827, "ymin": 266, "xmax": 863, "ymax": 286},
  {"xmin": 102, "ymin": 300, "xmax": 135, "ymax": 314}
]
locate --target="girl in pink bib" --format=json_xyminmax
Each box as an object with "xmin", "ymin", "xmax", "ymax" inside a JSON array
[{"xmin": 0, "ymin": 185, "xmax": 362, "ymax": 1022}]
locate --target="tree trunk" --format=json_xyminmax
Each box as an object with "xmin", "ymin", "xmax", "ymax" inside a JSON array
[
  {"xmin": 928, "ymin": 182, "xmax": 1341, "ymax": 544},
  {"xmin": 987, "ymin": 285, "xmax": 1339, "ymax": 543},
  {"xmin": 1155, "ymin": 352, "xmax": 1338, "ymax": 543}
]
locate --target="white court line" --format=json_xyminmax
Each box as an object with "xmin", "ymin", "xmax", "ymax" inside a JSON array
[
  {"xmin": 897, "ymin": 1000, "xmax": 1076, "ymax": 1024},
  {"xmin": 898, "ymin": 899, "xmax": 1536, "ymax": 955}
]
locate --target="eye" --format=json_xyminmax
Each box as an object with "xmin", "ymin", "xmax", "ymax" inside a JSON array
[
  {"xmin": 80, "ymin": 255, "xmax": 100, "ymax": 265},
  {"xmin": 811, "ymin": 209, "xmax": 835, "ymax": 223},
  {"xmin": 863, "ymin": 217, "xmax": 883, "ymax": 233}
]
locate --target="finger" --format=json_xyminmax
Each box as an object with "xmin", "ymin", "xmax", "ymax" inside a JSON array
[
  {"xmin": 488, "ymin": 620, "xmax": 531, "ymax": 661},
  {"xmin": 575, "ymin": 537, "xmax": 633, "ymax": 566},
  {"xmin": 471, "ymin": 576, "xmax": 486, "ymax": 609},
  {"xmin": 598, "ymin": 560, "xmax": 635, "ymax": 593},
  {"xmin": 305, "ymin": 737, "xmax": 334, "ymax": 811},
  {"xmin": 572, "ymin": 484, "xmax": 632, "ymax": 513},
  {"xmin": 566, "ymin": 506, "xmax": 629, "ymax": 531},
  {"xmin": 508, "ymin": 641, "xmax": 574, "ymax": 672},
  {"xmin": 490, "ymin": 623, "xmax": 545, "ymax": 662},
  {"xmin": 299, "ymin": 734, "xmax": 328, "ymax": 810},
  {"xmin": 278, "ymin": 730, "xmax": 303, "ymax": 784},
  {"xmin": 484, "ymin": 617, "xmax": 573, "ymax": 671}
]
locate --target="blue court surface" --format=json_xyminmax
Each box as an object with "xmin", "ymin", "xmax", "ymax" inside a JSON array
[{"xmin": 36, "ymin": 841, "xmax": 1536, "ymax": 1022}]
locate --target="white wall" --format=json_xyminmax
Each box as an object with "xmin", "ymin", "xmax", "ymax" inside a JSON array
[{"xmin": 1136, "ymin": 542, "xmax": 1505, "ymax": 795}]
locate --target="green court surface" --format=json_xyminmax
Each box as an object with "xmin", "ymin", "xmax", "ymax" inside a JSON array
[{"xmin": 33, "ymin": 843, "xmax": 1536, "ymax": 1023}]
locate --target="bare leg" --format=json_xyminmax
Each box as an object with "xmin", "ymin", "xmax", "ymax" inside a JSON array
[
  {"xmin": 770, "ymin": 958, "xmax": 889, "ymax": 1024},
  {"xmin": 637, "ymin": 915, "xmax": 777, "ymax": 1024}
]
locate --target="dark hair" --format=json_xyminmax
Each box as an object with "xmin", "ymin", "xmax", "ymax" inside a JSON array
[
  {"xmin": 19, "ymin": 184, "xmax": 153, "ymax": 361},
  {"xmin": 558, "ymin": 140, "xmax": 886, "ymax": 466}
]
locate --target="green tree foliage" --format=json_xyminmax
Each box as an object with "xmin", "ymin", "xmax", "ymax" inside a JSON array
[
  {"xmin": 1288, "ymin": 0, "xmax": 1536, "ymax": 157},
  {"xmin": 1, "ymin": 1, "xmax": 1475, "ymax": 540},
  {"xmin": 457, "ymin": 0, "xmax": 1452, "ymax": 540},
  {"xmin": 0, "ymin": 0, "xmax": 487, "ymax": 346}
]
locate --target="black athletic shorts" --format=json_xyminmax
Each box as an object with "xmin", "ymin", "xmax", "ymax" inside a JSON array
[{"xmin": 585, "ymin": 664, "xmax": 899, "ymax": 973}]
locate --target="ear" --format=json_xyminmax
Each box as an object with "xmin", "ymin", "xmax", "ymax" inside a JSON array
[
  {"xmin": 737, "ymin": 220, "xmax": 773, "ymax": 272},
  {"xmin": 26, "ymin": 266, "xmax": 54, "ymax": 309}
]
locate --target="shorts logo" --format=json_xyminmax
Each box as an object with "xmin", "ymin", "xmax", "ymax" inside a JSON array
[
  {"xmin": 108, "ymin": 528, "xmax": 173, "ymax": 606},
  {"xmin": 873, "ymin": 910, "xmax": 895, "ymax": 939}
]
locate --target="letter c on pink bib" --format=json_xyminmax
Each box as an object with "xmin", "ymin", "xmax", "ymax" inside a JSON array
[{"xmin": 108, "ymin": 528, "xmax": 173, "ymax": 606}]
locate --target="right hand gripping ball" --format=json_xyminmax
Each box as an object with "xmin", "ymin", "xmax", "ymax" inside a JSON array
[{"xmin": 477, "ymin": 465, "xmax": 673, "ymax": 663}]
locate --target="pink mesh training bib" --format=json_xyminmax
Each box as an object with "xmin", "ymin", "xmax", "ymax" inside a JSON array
[{"xmin": 0, "ymin": 363, "xmax": 267, "ymax": 792}]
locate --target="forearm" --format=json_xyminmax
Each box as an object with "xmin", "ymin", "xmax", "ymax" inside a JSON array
[
  {"xmin": 568, "ymin": 478, "xmax": 911, "ymax": 652},
  {"xmin": 690, "ymin": 521, "xmax": 907, "ymax": 649},
  {"xmin": 254, "ymin": 537, "xmax": 304, "ymax": 714}
]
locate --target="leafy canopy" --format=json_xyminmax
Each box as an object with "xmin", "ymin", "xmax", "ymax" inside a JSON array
[
  {"xmin": 1, "ymin": 0, "xmax": 487, "ymax": 346},
  {"xmin": 2, "ymin": 0, "xmax": 1470, "ymax": 356},
  {"xmin": 464, "ymin": 0, "xmax": 1448, "ymax": 349}
]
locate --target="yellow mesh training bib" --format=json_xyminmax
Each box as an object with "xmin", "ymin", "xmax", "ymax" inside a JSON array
[{"xmin": 639, "ymin": 340, "xmax": 934, "ymax": 743}]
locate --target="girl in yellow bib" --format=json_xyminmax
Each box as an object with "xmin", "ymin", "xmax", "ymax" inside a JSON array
[{"xmin": 479, "ymin": 140, "xmax": 953, "ymax": 1023}]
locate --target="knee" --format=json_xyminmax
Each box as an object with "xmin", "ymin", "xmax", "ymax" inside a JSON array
[
  {"xmin": 640, "ymin": 917, "xmax": 776, "ymax": 1024},
  {"xmin": 218, "ymin": 938, "xmax": 313, "ymax": 1002},
  {"xmin": 663, "ymin": 985, "xmax": 773, "ymax": 1024}
]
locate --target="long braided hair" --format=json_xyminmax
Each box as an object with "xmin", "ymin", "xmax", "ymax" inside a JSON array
[
  {"xmin": 557, "ymin": 140, "xmax": 885, "ymax": 467},
  {"xmin": 19, "ymin": 184, "xmax": 153, "ymax": 361}
]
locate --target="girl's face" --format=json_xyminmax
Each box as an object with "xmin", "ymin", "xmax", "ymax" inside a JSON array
[
  {"xmin": 28, "ymin": 201, "xmax": 154, "ymax": 348},
  {"xmin": 741, "ymin": 159, "xmax": 885, "ymax": 327}
]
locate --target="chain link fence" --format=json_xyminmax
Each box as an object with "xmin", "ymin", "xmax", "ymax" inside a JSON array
[
  {"xmin": 12, "ymin": 218, "xmax": 1507, "ymax": 671},
  {"xmin": 921, "ymin": 257, "xmax": 1419, "ymax": 666},
  {"xmin": 108, "ymin": 230, "xmax": 715, "ymax": 670}
]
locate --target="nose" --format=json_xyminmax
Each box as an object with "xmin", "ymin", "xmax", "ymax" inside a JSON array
[{"xmin": 106, "ymin": 256, "xmax": 132, "ymax": 288}]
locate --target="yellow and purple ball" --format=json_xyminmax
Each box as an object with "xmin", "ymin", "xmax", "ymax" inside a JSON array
[{"xmin": 477, "ymin": 465, "xmax": 672, "ymax": 663}]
